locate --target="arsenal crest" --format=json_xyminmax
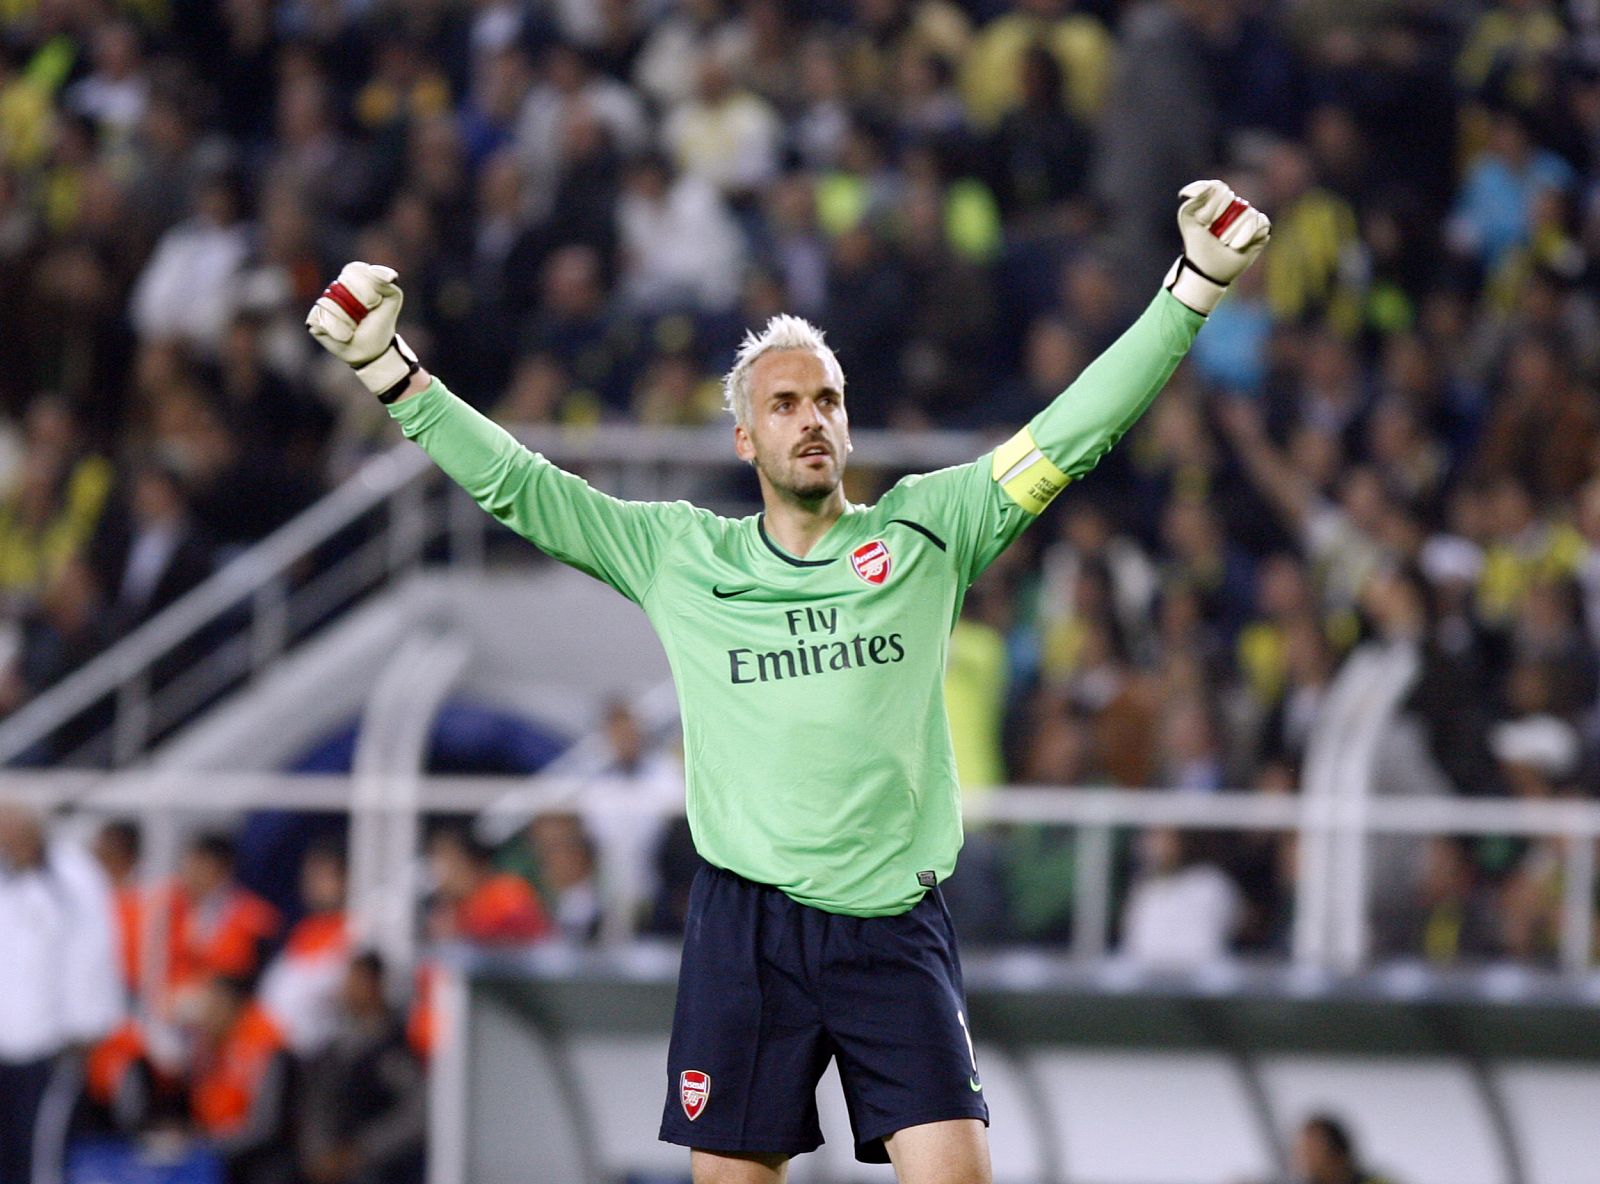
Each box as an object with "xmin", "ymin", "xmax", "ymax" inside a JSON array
[
  {"xmin": 851, "ymin": 540, "xmax": 891, "ymax": 585},
  {"xmin": 680, "ymin": 1070, "xmax": 710, "ymax": 1121}
]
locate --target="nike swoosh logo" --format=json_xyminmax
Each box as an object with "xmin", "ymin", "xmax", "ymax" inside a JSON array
[
  {"xmin": 969, "ymin": 1076, "xmax": 983, "ymax": 1092},
  {"xmin": 712, "ymin": 586, "xmax": 756, "ymax": 599}
]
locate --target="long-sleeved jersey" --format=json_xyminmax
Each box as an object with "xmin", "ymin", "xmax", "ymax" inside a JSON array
[{"xmin": 391, "ymin": 291, "xmax": 1204, "ymax": 915}]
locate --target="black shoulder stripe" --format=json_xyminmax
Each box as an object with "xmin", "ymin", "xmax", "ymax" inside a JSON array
[{"xmin": 887, "ymin": 518, "xmax": 947, "ymax": 551}]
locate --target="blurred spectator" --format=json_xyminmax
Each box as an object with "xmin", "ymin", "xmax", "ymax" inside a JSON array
[
  {"xmin": 1092, "ymin": 0, "xmax": 1219, "ymax": 284},
  {"xmin": 1119, "ymin": 827, "xmax": 1243, "ymax": 967},
  {"xmin": 960, "ymin": 0, "xmax": 1113, "ymax": 130},
  {"xmin": 1475, "ymin": 474, "xmax": 1585, "ymax": 626},
  {"xmin": 161, "ymin": 833, "xmax": 282, "ymax": 995},
  {"xmin": 989, "ymin": 44, "xmax": 1094, "ymax": 229},
  {"xmin": 1001, "ymin": 700, "xmax": 1093, "ymax": 944},
  {"xmin": 520, "ymin": 243, "xmax": 639, "ymax": 412},
  {"xmin": 1374, "ymin": 835, "xmax": 1502, "ymax": 962},
  {"xmin": 1449, "ymin": 107, "xmax": 1574, "ymax": 273},
  {"xmin": 63, "ymin": 19, "xmax": 149, "ymax": 151},
  {"xmin": 1253, "ymin": 611, "xmax": 1336, "ymax": 770},
  {"xmin": 1156, "ymin": 696, "xmax": 1226, "ymax": 793},
  {"xmin": 791, "ymin": 35, "xmax": 851, "ymax": 171},
  {"xmin": 528, "ymin": 813, "xmax": 602, "ymax": 944},
  {"xmin": 296, "ymin": 952, "xmax": 425, "ymax": 1184},
  {"xmin": 0, "ymin": 396, "xmax": 112, "ymax": 616},
  {"xmin": 186, "ymin": 974, "xmax": 294, "ymax": 1184},
  {"xmin": 1490, "ymin": 713, "xmax": 1583, "ymax": 798},
  {"xmin": 1288, "ymin": 1112, "xmax": 1394, "ymax": 1184},
  {"xmin": 5, "ymin": 558, "xmax": 107, "ymax": 747},
  {"xmin": 631, "ymin": 346, "xmax": 724, "ymax": 425},
  {"xmin": 821, "ymin": 224, "xmax": 909, "ymax": 422},
  {"xmin": 990, "ymin": 313, "xmax": 1089, "ymax": 426},
  {"xmin": 91, "ymin": 459, "xmax": 214, "ymax": 641},
  {"xmin": 1578, "ymin": 477, "xmax": 1600, "ymax": 653},
  {"xmin": 1472, "ymin": 331, "xmax": 1600, "ymax": 505},
  {"xmin": 1158, "ymin": 498, "xmax": 1256, "ymax": 646},
  {"xmin": 459, "ymin": 45, "xmax": 535, "ymax": 169},
  {"xmin": 258, "ymin": 843, "xmax": 351, "ymax": 1057},
  {"xmin": 888, "ymin": 43, "xmax": 967, "ymax": 144},
  {"xmin": 617, "ymin": 149, "xmax": 745, "ymax": 314},
  {"xmin": 92, "ymin": 817, "xmax": 144, "ymax": 992},
  {"xmin": 577, "ymin": 698, "xmax": 685, "ymax": 939},
  {"xmin": 0, "ymin": 803, "xmax": 121, "ymax": 1184},
  {"xmin": 517, "ymin": 41, "xmax": 647, "ymax": 221},
  {"xmin": 1257, "ymin": 140, "xmax": 1364, "ymax": 330},
  {"xmin": 1218, "ymin": 397, "xmax": 1385, "ymax": 620},
  {"xmin": 464, "ymin": 151, "xmax": 540, "ymax": 386},
  {"xmin": 946, "ymin": 581, "xmax": 1011, "ymax": 795},
  {"xmin": 635, "ymin": 0, "xmax": 747, "ymax": 111},
  {"xmin": 426, "ymin": 825, "xmax": 551, "ymax": 944},
  {"xmin": 129, "ymin": 168, "xmax": 252, "ymax": 356},
  {"xmin": 661, "ymin": 49, "xmax": 780, "ymax": 204},
  {"xmin": 757, "ymin": 174, "xmax": 828, "ymax": 318}
]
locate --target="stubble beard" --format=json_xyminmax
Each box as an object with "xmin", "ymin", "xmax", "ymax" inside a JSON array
[{"xmin": 757, "ymin": 450, "xmax": 842, "ymax": 505}]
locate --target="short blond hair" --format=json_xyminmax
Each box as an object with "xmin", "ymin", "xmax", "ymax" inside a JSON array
[{"xmin": 722, "ymin": 314, "xmax": 845, "ymax": 428}]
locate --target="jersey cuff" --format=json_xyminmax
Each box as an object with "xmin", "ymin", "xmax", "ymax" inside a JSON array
[{"xmin": 991, "ymin": 427, "xmax": 1070, "ymax": 514}]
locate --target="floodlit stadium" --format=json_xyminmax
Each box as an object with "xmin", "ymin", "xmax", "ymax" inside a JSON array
[{"xmin": 2, "ymin": 2, "xmax": 1599, "ymax": 1184}]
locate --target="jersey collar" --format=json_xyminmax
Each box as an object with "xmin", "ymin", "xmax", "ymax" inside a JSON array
[{"xmin": 757, "ymin": 514, "xmax": 840, "ymax": 568}]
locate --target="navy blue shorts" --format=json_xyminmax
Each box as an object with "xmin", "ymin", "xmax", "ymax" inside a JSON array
[{"xmin": 658, "ymin": 865, "xmax": 989, "ymax": 1163}]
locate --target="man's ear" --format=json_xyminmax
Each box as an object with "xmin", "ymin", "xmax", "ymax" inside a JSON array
[{"xmin": 733, "ymin": 422, "xmax": 755, "ymax": 464}]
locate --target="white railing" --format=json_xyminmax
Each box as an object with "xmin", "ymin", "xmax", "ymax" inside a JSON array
[
  {"xmin": 0, "ymin": 426, "xmax": 990, "ymax": 770},
  {"xmin": 7, "ymin": 772, "xmax": 1596, "ymax": 977}
]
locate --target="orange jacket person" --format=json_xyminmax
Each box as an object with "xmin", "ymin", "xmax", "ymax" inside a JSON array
[
  {"xmin": 188, "ymin": 976, "xmax": 294, "ymax": 1184},
  {"xmin": 425, "ymin": 826, "xmax": 550, "ymax": 943},
  {"xmin": 259, "ymin": 843, "xmax": 350, "ymax": 1056},
  {"xmin": 164, "ymin": 835, "xmax": 281, "ymax": 991}
]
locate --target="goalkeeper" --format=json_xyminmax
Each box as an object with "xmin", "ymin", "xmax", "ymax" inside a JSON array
[{"xmin": 309, "ymin": 181, "xmax": 1268, "ymax": 1183}]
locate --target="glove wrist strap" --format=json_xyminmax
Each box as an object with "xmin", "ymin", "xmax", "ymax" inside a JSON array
[
  {"xmin": 355, "ymin": 336, "xmax": 421, "ymax": 403},
  {"xmin": 1164, "ymin": 256, "xmax": 1228, "ymax": 316}
]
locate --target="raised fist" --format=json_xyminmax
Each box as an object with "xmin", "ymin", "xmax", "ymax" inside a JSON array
[
  {"xmin": 1164, "ymin": 180, "xmax": 1271, "ymax": 316},
  {"xmin": 307, "ymin": 262, "xmax": 419, "ymax": 402}
]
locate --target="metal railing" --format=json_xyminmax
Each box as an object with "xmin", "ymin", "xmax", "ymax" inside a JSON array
[
  {"xmin": 8, "ymin": 771, "xmax": 1596, "ymax": 978},
  {"xmin": 0, "ymin": 425, "xmax": 990, "ymax": 770}
]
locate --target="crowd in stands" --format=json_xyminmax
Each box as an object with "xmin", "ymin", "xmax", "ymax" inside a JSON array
[
  {"xmin": 84, "ymin": 823, "xmax": 425, "ymax": 1184},
  {"xmin": 3, "ymin": 0, "xmax": 1600, "ymax": 982},
  {"xmin": 0, "ymin": 803, "xmax": 429, "ymax": 1184}
]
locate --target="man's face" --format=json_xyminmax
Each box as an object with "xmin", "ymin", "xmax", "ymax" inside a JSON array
[
  {"xmin": 734, "ymin": 349, "xmax": 850, "ymax": 503},
  {"xmin": 300, "ymin": 853, "xmax": 345, "ymax": 913},
  {"xmin": 1292, "ymin": 1127, "xmax": 1342, "ymax": 1183},
  {"xmin": 180, "ymin": 851, "xmax": 228, "ymax": 899},
  {"xmin": 0, "ymin": 806, "xmax": 43, "ymax": 871},
  {"xmin": 428, "ymin": 842, "xmax": 475, "ymax": 901}
]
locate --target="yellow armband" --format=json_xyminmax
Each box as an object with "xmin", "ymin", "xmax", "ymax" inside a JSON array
[{"xmin": 991, "ymin": 427, "xmax": 1070, "ymax": 514}]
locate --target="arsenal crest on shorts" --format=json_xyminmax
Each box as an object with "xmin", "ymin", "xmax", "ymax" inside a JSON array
[
  {"xmin": 851, "ymin": 540, "xmax": 891, "ymax": 585},
  {"xmin": 680, "ymin": 1070, "xmax": 710, "ymax": 1121}
]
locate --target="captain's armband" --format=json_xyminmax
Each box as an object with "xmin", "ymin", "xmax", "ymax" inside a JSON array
[{"xmin": 991, "ymin": 428, "xmax": 1070, "ymax": 514}]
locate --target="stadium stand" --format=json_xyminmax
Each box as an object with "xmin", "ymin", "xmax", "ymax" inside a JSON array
[{"xmin": 3, "ymin": 1, "xmax": 1600, "ymax": 1182}]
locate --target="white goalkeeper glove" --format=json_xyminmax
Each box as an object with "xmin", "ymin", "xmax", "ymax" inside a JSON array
[
  {"xmin": 306, "ymin": 262, "xmax": 420, "ymax": 403},
  {"xmin": 1163, "ymin": 179, "xmax": 1271, "ymax": 316}
]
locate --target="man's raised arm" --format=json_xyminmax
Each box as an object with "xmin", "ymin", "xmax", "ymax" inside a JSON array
[
  {"xmin": 992, "ymin": 180, "xmax": 1271, "ymax": 515},
  {"xmin": 306, "ymin": 263, "xmax": 689, "ymax": 604}
]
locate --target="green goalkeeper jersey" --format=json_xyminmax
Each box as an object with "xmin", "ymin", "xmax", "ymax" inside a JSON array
[{"xmin": 391, "ymin": 291, "xmax": 1204, "ymax": 915}]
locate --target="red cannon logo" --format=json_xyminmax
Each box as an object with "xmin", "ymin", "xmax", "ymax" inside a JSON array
[
  {"xmin": 851, "ymin": 540, "xmax": 892, "ymax": 586},
  {"xmin": 680, "ymin": 1070, "xmax": 711, "ymax": 1121}
]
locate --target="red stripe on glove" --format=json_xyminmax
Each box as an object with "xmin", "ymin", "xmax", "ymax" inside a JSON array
[
  {"xmin": 1209, "ymin": 198, "xmax": 1250, "ymax": 239},
  {"xmin": 323, "ymin": 281, "xmax": 369, "ymax": 324}
]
